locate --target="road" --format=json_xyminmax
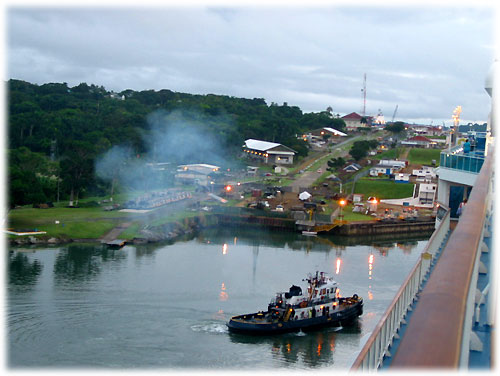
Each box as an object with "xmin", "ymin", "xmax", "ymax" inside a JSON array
[{"xmin": 289, "ymin": 135, "xmax": 362, "ymax": 193}]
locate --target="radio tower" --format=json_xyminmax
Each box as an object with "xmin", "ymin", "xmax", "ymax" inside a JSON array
[{"xmin": 361, "ymin": 73, "xmax": 367, "ymax": 117}]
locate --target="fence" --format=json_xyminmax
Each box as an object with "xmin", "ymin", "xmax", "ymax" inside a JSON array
[
  {"xmin": 351, "ymin": 205, "xmax": 451, "ymax": 370},
  {"xmin": 388, "ymin": 145, "xmax": 494, "ymax": 368},
  {"xmin": 439, "ymin": 145, "xmax": 485, "ymax": 173}
]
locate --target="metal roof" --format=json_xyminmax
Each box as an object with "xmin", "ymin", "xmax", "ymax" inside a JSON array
[
  {"xmin": 244, "ymin": 139, "xmax": 297, "ymax": 153},
  {"xmin": 177, "ymin": 163, "xmax": 220, "ymax": 169},
  {"xmin": 244, "ymin": 139, "xmax": 281, "ymax": 151},
  {"xmin": 323, "ymin": 127, "xmax": 347, "ymax": 136}
]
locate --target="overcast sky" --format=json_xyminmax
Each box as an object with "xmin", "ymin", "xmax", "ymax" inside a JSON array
[{"xmin": 5, "ymin": 1, "xmax": 498, "ymax": 125}]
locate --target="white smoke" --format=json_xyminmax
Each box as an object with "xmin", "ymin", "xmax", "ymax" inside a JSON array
[{"xmin": 95, "ymin": 109, "xmax": 239, "ymax": 195}]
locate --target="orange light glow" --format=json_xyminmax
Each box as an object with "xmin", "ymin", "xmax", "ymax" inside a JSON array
[
  {"xmin": 317, "ymin": 343, "xmax": 322, "ymax": 356},
  {"xmin": 225, "ymin": 185, "xmax": 232, "ymax": 192},
  {"xmin": 336, "ymin": 258, "xmax": 342, "ymax": 274},
  {"xmin": 219, "ymin": 283, "xmax": 228, "ymax": 301},
  {"xmin": 339, "ymin": 199, "xmax": 346, "ymax": 207},
  {"xmin": 369, "ymin": 254, "xmax": 374, "ymax": 280}
]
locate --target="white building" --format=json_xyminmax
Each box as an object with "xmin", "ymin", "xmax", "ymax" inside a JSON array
[
  {"xmin": 378, "ymin": 159, "xmax": 407, "ymax": 168},
  {"xmin": 395, "ymin": 173, "xmax": 411, "ymax": 183},
  {"xmin": 175, "ymin": 163, "xmax": 220, "ymax": 186},
  {"xmin": 243, "ymin": 139, "xmax": 297, "ymax": 165},
  {"xmin": 418, "ymin": 183, "xmax": 437, "ymax": 205},
  {"xmin": 412, "ymin": 166, "xmax": 437, "ymax": 178}
]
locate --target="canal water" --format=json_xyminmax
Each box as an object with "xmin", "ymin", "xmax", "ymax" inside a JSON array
[{"xmin": 7, "ymin": 228, "xmax": 430, "ymax": 370}]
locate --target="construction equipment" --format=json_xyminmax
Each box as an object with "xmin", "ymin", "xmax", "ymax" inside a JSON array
[{"xmin": 391, "ymin": 105, "xmax": 398, "ymax": 122}]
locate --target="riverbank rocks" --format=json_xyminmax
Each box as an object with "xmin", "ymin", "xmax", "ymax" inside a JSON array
[{"xmin": 9, "ymin": 236, "xmax": 71, "ymax": 246}]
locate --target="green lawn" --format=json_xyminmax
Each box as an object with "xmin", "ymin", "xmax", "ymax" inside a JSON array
[
  {"xmin": 372, "ymin": 147, "xmax": 404, "ymax": 160},
  {"xmin": 8, "ymin": 206, "xmax": 129, "ymax": 227},
  {"xmin": 38, "ymin": 221, "xmax": 117, "ymax": 239},
  {"xmin": 353, "ymin": 178, "xmax": 414, "ymax": 199},
  {"xmin": 7, "ymin": 206, "xmax": 130, "ymax": 239},
  {"xmin": 407, "ymin": 148, "xmax": 441, "ymax": 166}
]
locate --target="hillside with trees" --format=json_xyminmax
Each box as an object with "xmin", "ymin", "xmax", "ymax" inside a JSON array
[{"xmin": 7, "ymin": 79, "xmax": 346, "ymax": 207}]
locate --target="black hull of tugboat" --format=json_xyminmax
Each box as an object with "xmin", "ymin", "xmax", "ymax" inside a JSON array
[{"xmin": 227, "ymin": 300, "xmax": 363, "ymax": 335}]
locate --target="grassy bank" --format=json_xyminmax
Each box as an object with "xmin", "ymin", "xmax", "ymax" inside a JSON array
[
  {"xmin": 7, "ymin": 206, "xmax": 129, "ymax": 239},
  {"xmin": 352, "ymin": 178, "xmax": 414, "ymax": 199},
  {"xmin": 407, "ymin": 148, "xmax": 441, "ymax": 165},
  {"xmin": 372, "ymin": 147, "xmax": 404, "ymax": 160}
]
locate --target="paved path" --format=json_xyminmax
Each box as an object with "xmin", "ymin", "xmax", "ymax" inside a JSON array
[
  {"xmin": 290, "ymin": 136, "xmax": 362, "ymax": 192},
  {"xmin": 99, "ymin": 222, "xmax": 133, "ymax": 243}
]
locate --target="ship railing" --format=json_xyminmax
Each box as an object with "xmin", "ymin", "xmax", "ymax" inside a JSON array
[
  {"xmin": 439, "ymin": 145, "xmax": 485, "ymax": 173},
  {"xmin": 351, "ymin": 145, "xmax": 494, "ymax": 370},
  {"xmin": 388, "ymin": 145, "xmax": 494, "ymax": 369},
  {"xmin": 350, "ymin": 203, "xmax": 452, "ymax": 371}
]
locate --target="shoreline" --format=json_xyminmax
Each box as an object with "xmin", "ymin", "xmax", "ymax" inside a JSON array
[{"xmin": 8, "ymin": 213, "xmax": 435, "ymax": 247}]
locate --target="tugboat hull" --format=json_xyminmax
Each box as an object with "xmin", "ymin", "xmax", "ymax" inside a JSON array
[{"xmin": 227, "ymin": 298, "xmax": 363, "ymax": 335}]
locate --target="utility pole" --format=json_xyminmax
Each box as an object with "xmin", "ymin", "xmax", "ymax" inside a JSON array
[{"xmin": 361, "ymin": 73, "xmax": 367, "ymax": 117}]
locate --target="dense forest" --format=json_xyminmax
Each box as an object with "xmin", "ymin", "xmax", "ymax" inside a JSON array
[{"xmin": 7, "ymin": 79, "xmax": 346, "ymax": 207}]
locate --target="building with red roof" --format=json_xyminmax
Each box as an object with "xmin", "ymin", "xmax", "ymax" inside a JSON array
[
  {"xmin": 341, "ymin": 112, "xmax": 371, "ymax": 131},
  {"xmin": 401, "ymin": 135, "xmax": 435, "ymax": 148}
]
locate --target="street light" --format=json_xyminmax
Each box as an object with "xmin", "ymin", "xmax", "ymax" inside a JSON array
[{"xmin": 338, "ymin": 198, "xmax": 347, "ymax": 221}]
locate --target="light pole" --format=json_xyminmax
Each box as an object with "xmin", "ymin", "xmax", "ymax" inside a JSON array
[{"xmin": 338, "ymin": 198, "xmax": 347, "ymax": 221}]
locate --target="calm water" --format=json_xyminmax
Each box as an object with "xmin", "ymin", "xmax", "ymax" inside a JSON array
[{"xmin": 7, "ymin": 228, "xmax": 429, "ymax": 369}]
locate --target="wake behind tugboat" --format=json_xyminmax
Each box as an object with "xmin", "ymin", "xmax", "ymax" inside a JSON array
[{"xmin": 227, "ymin": 272, "xmax": 363, "ymax": 335}]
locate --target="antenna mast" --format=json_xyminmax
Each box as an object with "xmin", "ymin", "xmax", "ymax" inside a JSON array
[{"xmin": 361, "ymin": 73, "xmax": 367, "ymax": 117}]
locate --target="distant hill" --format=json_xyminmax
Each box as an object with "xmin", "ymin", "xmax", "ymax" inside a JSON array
[{"xmin": 7, "ymin": 79, "xmax": 346, "ymax": 206}]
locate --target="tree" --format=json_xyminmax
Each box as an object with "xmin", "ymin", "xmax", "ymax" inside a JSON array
[
  {"xmin": 350, "ymin": 146, "xmax": 368, "ymax": 161},
  {"xmin": 8, "ymin": 147, "xmax": 57, "ymax": 206},
  {"xmin": 60, "ymin": 141, "xmax": 95, "ymax": 206},
  {"xmin": 385, "ymin": 121, "xmax": 406, "ymax": 134},
  {"xmin": 349, "ymin": 140, "xmax": 378, "ymax": 161},
  {"xmin": 327, "ymin": 157, "xmax": 345, "ymax": 171}
]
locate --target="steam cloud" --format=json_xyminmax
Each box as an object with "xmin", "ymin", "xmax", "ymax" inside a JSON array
[{"xmin": 95, "ymin": 109, "xmax": 237, "ymax": 195}]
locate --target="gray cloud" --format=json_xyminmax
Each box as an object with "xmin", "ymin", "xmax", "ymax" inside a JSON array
[{"xmin": 7, "ymin": 5, "xmax": 496, "ymax": 125}]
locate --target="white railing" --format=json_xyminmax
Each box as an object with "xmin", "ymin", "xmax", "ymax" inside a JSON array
[{"xmin": 351, "ymin": 206, "xmax": 451, "ymax": 371}]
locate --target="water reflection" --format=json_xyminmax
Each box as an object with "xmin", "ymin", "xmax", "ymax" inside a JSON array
[
  {"xmin": 219, "ymin": 282, "xmax": 228, "ymax": 301},
  {"xmin": 335, "ymin": 258, "xmax": 342, "ymax": 275},
  {"xmin": 53, "ymin": 244, "xmax": 127, "ymax": 282},
  {"xmin": 229, "ymin": 322, "xmax": 362, "ymax": 367},
  {"xmin": 8, "ymin": 251, "xmax": 43, "ymax": 286},
  {"xmin": 198, "ymin": 228, "xmax": 428, "ymax": 255},
  {"xmin": 7, "ymin": 228, "xmax": 428, "ymax": 369},
  {"xmin": 397, "ymin": 241, "xmax": 418, "ymax": 254},
  {"xmin": 368, "ymin": 254, "xmax": 374, "ymax": 278}
]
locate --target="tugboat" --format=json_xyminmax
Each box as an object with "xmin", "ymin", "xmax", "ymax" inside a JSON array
[{"xmin": 227, "ymin": 272, "xmax": 363, "ymax": 335}]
